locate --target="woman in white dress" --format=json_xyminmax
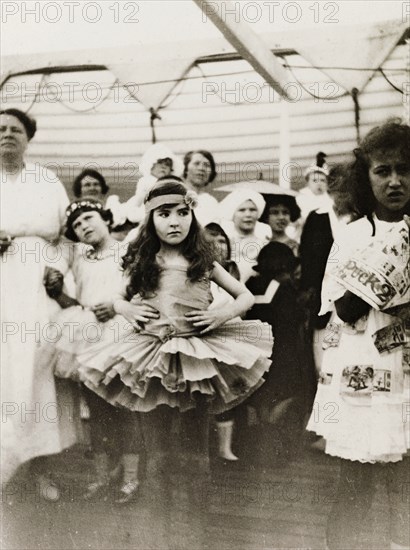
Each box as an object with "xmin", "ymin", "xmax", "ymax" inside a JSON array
[
  {"xmin": 0, "ymin": 109, "xmax": 77, "ymax": 497},
  {"xmin": 306, "ymin": 121, "xmax": 410, "ymax": 550}
]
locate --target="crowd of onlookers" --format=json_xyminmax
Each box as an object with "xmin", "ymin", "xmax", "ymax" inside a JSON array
[
  {"xmin": 1, "ymin": 107, "xmax": 409, "ymax": 549},
  {"xmin": 63, "ymin": 145, "xmax": 353, "ymax": 464}
]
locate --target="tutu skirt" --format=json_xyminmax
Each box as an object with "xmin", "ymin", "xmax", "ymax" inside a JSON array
[{"xmin": 77, "ymin": 320, "xmax": 273, "ymax": 413}]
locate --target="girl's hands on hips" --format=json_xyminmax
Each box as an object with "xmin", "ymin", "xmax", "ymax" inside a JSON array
[
  {"xmin": 114, "ymin": 299, "xmax": 160, "ymax": 331},
  {"xmin": 91, "ymin": 302, "xmax": 116, "ymax": 323},
  {"xmin": 185, "ymin": 307, "xmax": 230, "ymax": 334}
]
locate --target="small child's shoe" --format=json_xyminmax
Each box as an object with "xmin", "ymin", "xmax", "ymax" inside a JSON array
[
  {"xmin": 83, "ymin": 480, "xmax": 109, "ymax": 501},
  {"xmin": 114, "ymin": 480, "xmax": 140, "ymax": 504}
]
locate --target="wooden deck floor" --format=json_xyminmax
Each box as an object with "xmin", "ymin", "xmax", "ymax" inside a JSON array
[{"xmin": 1, "ymin": 428, "xmax": 395, "ymax": 550}]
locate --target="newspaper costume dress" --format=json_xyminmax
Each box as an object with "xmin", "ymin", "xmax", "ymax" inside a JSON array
[{"xmin": 307, "ymin": 217, "xmax": 409, "ymax": 463}]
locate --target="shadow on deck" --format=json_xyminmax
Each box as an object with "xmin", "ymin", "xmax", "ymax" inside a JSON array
[{"xmin": 1, "ymin": 423, "xmax": 394, "ymax": 550}]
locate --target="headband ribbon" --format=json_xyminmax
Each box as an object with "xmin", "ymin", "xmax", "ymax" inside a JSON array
[{"xmin": 144, "ymin": 190, "xmax": 198, "ymax": 213}]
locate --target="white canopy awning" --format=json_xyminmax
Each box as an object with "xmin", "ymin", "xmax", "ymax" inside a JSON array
[{"xmin": 1, "ymin": 20, "xmax": 407, "ymax": 110}]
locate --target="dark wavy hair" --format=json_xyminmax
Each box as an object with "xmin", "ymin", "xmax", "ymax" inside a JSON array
[
  {"xmin": 326, "ymin": 162, "xmax": 358, "ymax": 218},
  {"xmin": 348, "ymin": 120, "xmax": 410, "ymax": 233},
  {"xmin": 0, "ymin": 108, "xmax": 37, "ymax": 140},
  {"xmin": 253, "ymin": 241, "xmax": 299, "ymax": 278},
  {"xmin": 122, "ymin": 180, "xmax": 215, "ymax": 299},
  {"xmin": 204, "ymin": 222, "xmax": 232, "ymax": 259},
  {"xmin": 183, "ymin": 150, "xmax": 217, "ymax": 185},
  {"xmin": 204, "ymin": 222, "xmax": 240, "ymax": 280},
  {"xmin": 64, "ymin": 200, "xmax": 113, "ymax": 242},
  {"xmin": 72, "ymin": 169, "xmax": 109, "ymax": 198},
  {"xmin": 260, "ymin": 194, "xmax": 301, "ymax": 223}
]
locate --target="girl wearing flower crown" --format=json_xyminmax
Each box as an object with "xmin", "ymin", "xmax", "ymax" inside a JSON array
[
  {"xmin": 43, "ymin": 199, "xmax": 143, "ymax": 504},
  {"xmin": 76, "ymin": 178, "xmax": 273, "ymax": 480}
]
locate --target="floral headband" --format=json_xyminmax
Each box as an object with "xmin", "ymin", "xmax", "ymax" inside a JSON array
[
  {"xmin": 144, "ymin": 189, "xmax": 198, "ymax": 213},
  {"xmin": 65, "ymin": 199, "xmax": 104, "ymax": 219}
]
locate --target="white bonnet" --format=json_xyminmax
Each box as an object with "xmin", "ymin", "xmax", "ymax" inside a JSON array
[
  {"xmin": 139, "ymin": 143, "xmax": 183, "ymax": 178},
  {"xmin": 218, "ymin": 189, "xmax": 266, "ymax": 221},
  {"xmin": 304, "ymin": 165, "xmax": 329, "ymax": 179}
]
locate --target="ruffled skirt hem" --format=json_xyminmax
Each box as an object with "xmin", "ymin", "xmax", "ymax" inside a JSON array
[
  {"xmin": 82, "ymin": 369, "xmax": 268, "ymax": 414},
  {"xmin": 307, "ymin": 384, "xmax": 410, "ymax": 463},
  {"xmin": 77, "ymin": 321, "xmax": 273, "ymax": 413}
]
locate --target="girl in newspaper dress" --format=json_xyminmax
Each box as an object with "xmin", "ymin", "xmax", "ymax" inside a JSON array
[{"xmin": 306, "ymin": 121, "xmax": 410, "ymax": 550}]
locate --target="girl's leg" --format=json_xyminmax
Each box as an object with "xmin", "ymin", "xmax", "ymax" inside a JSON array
[
  {"xmin": 215, "ymin": 409, "xmax": 238, "ymax": 461},
  {"xmin": 82, "ymin": 386, "xmax": 120, "ymax": 499},
  {"xmin": 180, "ymin": 400, "xmax": 210, "ymax": 472},
  {"xmin": 140, "ymin": 405, "xmax": 172, "ymax": 477},
  {"xmin": 169, "ymin": 401, "xmax": 211, "ymax": 550},
  {"xmin": 386, "ymin": 458, "xmax": 410, "ymax": 549},
  {"xmin": 139, "ymin": 407, "xmax": 173, "ymax": 549},
  {"xmin": 114, "ymin": 411, "xmax": 144, "ymax": 504},
  {"xmin": 83, "ymin": 386, "xmax": 118, "ymax": 457},
  {"xmin": 326, "ymin": 459, "xmax": 375, "ymax": 550},
  {"xmin": 114, "ymin": 453, "xmax": 140, "ymax": 504}
]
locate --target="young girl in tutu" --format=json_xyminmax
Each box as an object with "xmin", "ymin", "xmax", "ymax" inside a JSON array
[
  {"xmin": 44, "ymin": 199, "xmax": 142, "ymax": 504},
  {"xmin": 306, "ymin": 121, "xmax": 410, "ymax": 550},
  {"xmin": 76, "ymin": 179, "xmax": 273, "ymax": 479}
]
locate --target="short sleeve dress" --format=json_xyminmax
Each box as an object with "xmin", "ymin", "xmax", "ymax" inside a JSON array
[
  {"xmin": 306, "ymin": 217, "xmax": 410, "ymax": 463},
  {"xmin": 77, "ymin": 263, "xmax": 273, "ymax": 413},
  {"xmin": 45, "ymin": 243, "xmax": 130, "ymax": 379},
  {"xmin": 0, "ymin": 164, "xmax": 77, "ymax": 482}
]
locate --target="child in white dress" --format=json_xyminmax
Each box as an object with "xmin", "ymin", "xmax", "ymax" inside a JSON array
[
  {"xmin": 306, "ymin": 121, "xmax": 410, "ymax": 550},
  {"xmin": 44, "ymin": 199, "xmax": 142, "ymax": 504}
]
